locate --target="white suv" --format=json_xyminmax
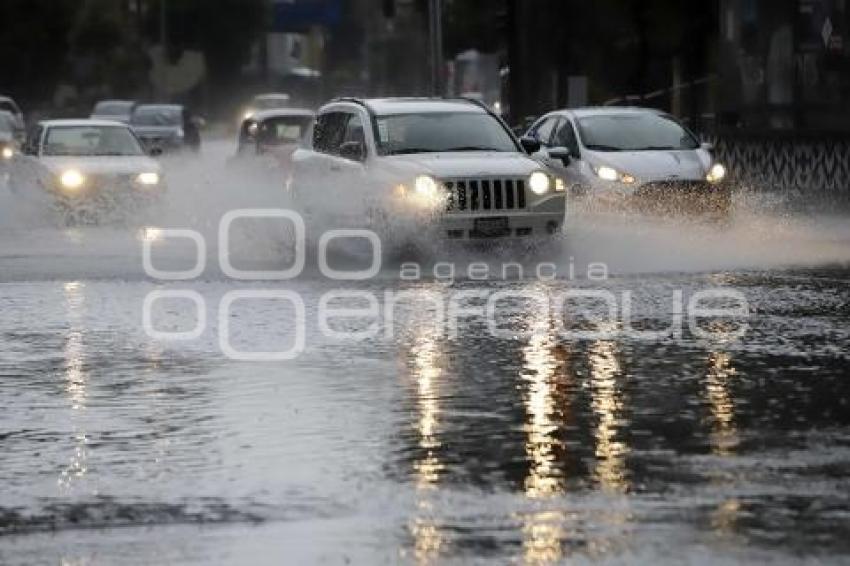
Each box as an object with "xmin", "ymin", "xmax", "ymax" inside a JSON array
[{"xmin": 288, "ymin": 98, "xmax": 565, "ymax": 240}]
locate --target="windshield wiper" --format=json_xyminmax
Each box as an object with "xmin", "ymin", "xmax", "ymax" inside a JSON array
[
  {"xmin": 635, "ymin": 145, "xmax": 677, "ymax": 151},
  {"xmin": 584, "ymin": 143, "xmax": 622, "ymax": 151},
  {"xmin": 444, "ymin": 146, "xmax": 505, "ymax": 152},
  {"xmin": 386, "ymin": 148, "xmax": 434, "ymax": 155}
]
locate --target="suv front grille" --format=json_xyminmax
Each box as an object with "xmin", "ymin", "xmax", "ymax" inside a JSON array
[{"xmin": 444, "ymin": 178, "xmax": 527, "ymax": 212}]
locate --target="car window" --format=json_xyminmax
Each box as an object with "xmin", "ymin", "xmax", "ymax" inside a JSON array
[
  {"xmin": 131, "ymin": 107, "xmax": 181, "ymax": 126},
  {"xmin": 313, "ymin": 112, "xmax": 348, "ymax": 154},
  {"xmin": 342, "ymin": 113, "xmax": 365, "ymax": 145},
  {"xmin": 43, "ymin": 125, "xmax": 145, "ymax": 156},
  {"xmin": 373, "ymin": 112, "xmax": 517, "ymax": 155},
  {"xmin": 576, "ymin": 113, "xmax": 700, "ymax": 151},
  {"xmin": 258, "ymin": 116, "xmax": 313, "ymax": 146},
  {"xmin": 530, "ymin": 117, "xmax": 557, "ymax": 146},
  {"xmin": 553, "ymin": 119, "xmax": 580, "ymax": 157},
  {"xmin": 0, "ymin": 111, "xmax": 14, "ymax": 134}
]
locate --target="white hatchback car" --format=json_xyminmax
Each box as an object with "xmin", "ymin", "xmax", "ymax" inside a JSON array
[
  {"xmin": 524, "ymin": 107, "xmax": 730, "ymax": 215},
  {"xmin": 289, "ymin": 98, "xmax": 566, "ymax": 240}
]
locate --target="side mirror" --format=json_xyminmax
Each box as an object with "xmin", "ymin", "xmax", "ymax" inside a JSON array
[
  {"xmin": 701, "ymin": 141, "xmax": 714, "ymax": 152},
  {"xmin": 339, "ymin": 141, "xmax": 366, "ymax": 162},
  {"xmin": 519, "ymin": 136, "xmax": 541, "ymax": 154},
  {"xmin": 149, "ymin": 146, "xmax": 163, "ymax": 157},
  {"xmin": 191, "ymin": 116, "xmax": 206, "ymax": 130},
  {"xmin": 547, "ymin": 146, "xmax": 572, "ymax": 166}
]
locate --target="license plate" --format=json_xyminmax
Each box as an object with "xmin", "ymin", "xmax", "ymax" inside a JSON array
[{"xmin": 473, "ymin": 216, "xmax": 510, "ymax": 237}]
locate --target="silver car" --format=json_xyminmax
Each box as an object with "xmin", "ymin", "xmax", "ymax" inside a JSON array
[
  {"xmin": 524, "ymin": 107, "xmax": 730, "ymax": 215},
  {"xmin": 10, "ymin": 119, "xmax": 165, "ymax": 216}
]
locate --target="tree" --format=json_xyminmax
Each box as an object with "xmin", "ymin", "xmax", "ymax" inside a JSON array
[
  {"xmin": 146, "ymin": 0, "xmax": 268, "ymax": 89},
  {"xmin": 0, "ymin": 0, "xmax": 77, "ymax": 105}
]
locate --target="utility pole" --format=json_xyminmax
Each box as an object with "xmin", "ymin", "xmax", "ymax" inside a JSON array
[
  {"xmin": 159, "ymin": 0, "xmax": 169, "ymax": 101},
  {"xmin": 428, "ymin": 0, "xmax": 443, "ymax": 96}
]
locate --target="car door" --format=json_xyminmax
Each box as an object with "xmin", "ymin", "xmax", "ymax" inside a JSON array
[
  {"xmin": 295, "ymin": 109, "xmax": 370, "ymax": 226},
  {"xmin": 10, "ymin": 124, "xmax": 45, "ymax": 193},
  {"xmin": 545, "ymin": 117, "xmax": 585, "ymax": 191},
  {"xmin": 322, "ymin": 110, "xmax": 373, "ymax": 227},
  {"xmin": 292, "ymin": 111, "xmax": 345, "ymax": 201}
]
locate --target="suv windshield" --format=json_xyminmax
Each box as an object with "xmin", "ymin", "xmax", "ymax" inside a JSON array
[
  {"xmin": 374, "ymin": 112, "xmax": 517, "ymax": 155},
  {"xmin": 131, "ymin": 107, "xmax": 181, "ymax": 126},
  {"xmin": 576, "ymin": 113, "xmax": 699, "ymax": 151},
  {"xmin": 43, "ymin": 125, "xmax": 145, "ymax": 156}
]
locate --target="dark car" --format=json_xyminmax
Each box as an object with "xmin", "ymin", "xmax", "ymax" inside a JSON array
[
  {"xmin": 90, "ymin": 100, "xmax": 138, "ymax": 124},
  {"xmin": 130, "ymin": 104, "xmax": 202, "ymax": 153}
]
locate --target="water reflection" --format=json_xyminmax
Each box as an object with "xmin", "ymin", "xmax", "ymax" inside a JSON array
[
  {"xmin": 705, "ymin": 351, "xmax": 739, "ymax": 456},
  {"xmin": 519, "ymin": 310, "xmax": 570, "ymax": 564},
  {"xmin": 408, "ymin": 327, "xmax": 446, "ymax": 563},
  {"xmin": 588, "ymin": 339, "xmax": 629, "ymax": 493},
  {"xmin": 58, "ymin": 281, "xmax": 89, "ymax": 490},
  {"xmin": 704, "ymin": 349, "xmax": 742, "ymax": 538}
]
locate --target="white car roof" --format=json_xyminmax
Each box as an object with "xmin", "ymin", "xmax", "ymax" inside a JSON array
[
  {"xmin": 357, "ymin": 98, "xmax": 485, "ymax": 116},
  {"xmin": 254, "ymin": 93, "xmax": 290, "ymax": 101},
  {"xmin": 249, "ymin": 108, "xmax": 315, "ymax": 121},
  {"xmin": 559, "ymin": 106, "xmax": 666, "ymax": 118},
  {"xmin": 40, "ymin": 119, "xmax": 131, "ymax": 128}
]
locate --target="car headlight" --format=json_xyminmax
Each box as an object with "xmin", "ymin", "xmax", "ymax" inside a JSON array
[
  {"xmin": 596, "ymin": 165, "xmax": 619, "ymax": 182},
  {"xmin": 1, "ymin": 147, "xmax": 13, "ymax": 160},
  {"xmin": 706, "ymin": 163, "xmax": 726, "ymax": 183},
  {"xmin": 596, "ymin": 165, "xmax": 635, "ymax": 184},
  {"xmin": 528, "ymin": 171, "xmax": 551, "ymax": 195},
  {"xmin": 414, "ymin": 175, "xmax": 439, "ymax": 198},
  {"xmin": 136, "ymin": 172, "xmax": 160, "ymax": 186},
  {"xmin": 60, "ymin": 169, "xmax": 85, "ymax": 190}
]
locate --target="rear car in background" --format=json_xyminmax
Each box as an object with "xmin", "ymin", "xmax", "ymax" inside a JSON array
[
  {"xmin": 130, "ymin": 104, "xmax": 202, "ymax": 154},
  {"xmin": 9, "ymin": 119, "xmax": 164, "ymax": 219},
  {"xmin": 0, "ymin": 111, "xmax": 19, "ymax": 181},
  {"xmin": 240, "ymin": 92, "xmax": 291, "ymax": 122},
  {"xmin": 90, "ymin": 99, "xmax": 138, "ymax": 123},
  {"xmin": 232, "ymin": 108, "xmax": 315, "ymax": 170},
  {"xmin": 525, "ymin": 107, "xmax": 731, "ymax": 216},
  {"xmin": 0, "ymin": 95, "xmax": 25, "ymax": 142}
]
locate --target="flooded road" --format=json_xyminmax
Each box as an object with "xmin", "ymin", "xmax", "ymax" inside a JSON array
[{"xmin": 1, "ymin": 142, "xmax": 849, "ymax": 564}]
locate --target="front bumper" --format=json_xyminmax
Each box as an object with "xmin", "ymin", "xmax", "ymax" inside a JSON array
[
  {"xmin": 589, "ymin": 179, "xmax": 731, "ymax": 215},
  {"xmin": 48, "ymin": 176, "xmax": 166, "ymax": 207},
  {"xmin": 436, "ymin": 211, "xmax": 564, "ymax": 239},
  {"xmin": 632, "ymin": 180, "xmax": 731, "ymax": 214}
]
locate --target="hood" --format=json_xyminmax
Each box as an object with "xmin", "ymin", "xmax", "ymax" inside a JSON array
[
  {"xmin": 586, "ymin": 148, "xmax": 711, "ymax": 182},
  {"xmin": 41, "ymin": 155, "xmax": 161, "ymax": 176},
  {"xmin": 384, "ymin": 151, "xmax": 541, "ymax": 179}
]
